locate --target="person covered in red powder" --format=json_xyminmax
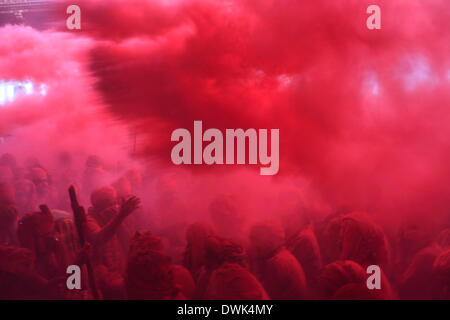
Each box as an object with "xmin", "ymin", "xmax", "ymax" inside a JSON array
[
  {"xmin": 398, "ymin": 228, "xmax": 450, "ymax": 299},
  {"xmin": 432, "ymin": 248, "xmax": 450, "ymax": 299},
  {"xmin": 399, "ymin": 245, "xmax": 440, "ymax": 299},
  {"xmin": 183, "ymin": 222, "xmax": 218, "ymax": 281},
  {"xmin": 112, "ymin": 175, "xmax": 146, "ymax": 237},
  {"xmin": 17, "ymin": 206, "xmax": 60, "ymax": 280},
  {"xmin": 248, "ymin": 221, "xmax": 308, "ymax": 299},
  {"xmin": 393, "ymin": 222, "xmax": 436, "ymax": 279},
  {"xmin": 284, "ymin": 215, "xmax": 323, "ymax": 295},
  {"xmin": 125, "ymin": 232, "xmax": 188, "ymax": 299},
  {"xmin": 319, "ymin": 260, "xmax": 394, "ymax": 300},
  {"xmin": 16, "ymin": 205, "xmax": 92, "ymax": 299},
  {"xmin": 26, "ymin": 167, "xmax": 54, "ymax": 208},
  {"xmin": 0, "ymin": 183, "xmax": 18, "ymax": 246},
  {"xmin": 85, "ymin": 186, "xmax": 140, "ymax": 299},
  {"xmin": 13, "ymin": 168, "xmax": 38, "ymax": 217},
  {"xmin": 0, "ymin": 245, "xmax": 64, "ymax": 299},
  {"xmin": 196, "ymin": 235, "xmax": 268, "ymax": 300},
  {"xmin": 319, "ymin": 211, "xmax": 391, "ymax": 270}
]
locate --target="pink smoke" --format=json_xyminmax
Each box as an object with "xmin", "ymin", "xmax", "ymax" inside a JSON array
[{"xmin": 1, "ymin": 0, "xmax": 449, "ymax": 231}]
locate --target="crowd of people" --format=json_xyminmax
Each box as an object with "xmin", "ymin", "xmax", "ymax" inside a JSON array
[{"xmin": 0, "ymin": 152, "xmax": 449, "ymax": 299}]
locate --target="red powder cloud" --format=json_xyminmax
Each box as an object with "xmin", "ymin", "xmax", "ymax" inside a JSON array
[
  {"xmin": 78, "ymin": 0, "xmax": 450, "ymax": 222},
  {"xmin": 1, "ymin": 0, "xmax": 449, "ymax": 228}
]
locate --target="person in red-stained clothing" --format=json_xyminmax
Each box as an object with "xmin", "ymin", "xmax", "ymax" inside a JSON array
[
  {"xmin": 0, "ymin": 183, "xmax": 18, "ymax": 246},
  {"xmin": 126, "ymin": 232, "xmax": 186, "ymax": 300},
  {"xmin": 85, "ymin": 186, "xmax": 140, "ymax": 299},
  {"xmin": 195, "ymin": 235, "xmax": 268, "ymax": 300},
  {"xmin": 183, "ymin": 222, "xmax": 218, "ymax": 281},
  {"xmin": 249, "ymin": 221, "xmax": 308, "ymax": 299},
  {"xmin": 0, "ymin": 245, "xmax": 63, "ymax": 299},
  {"xmin": 16, "ymin": 205, "xmax": 93, "ymax": 299}
]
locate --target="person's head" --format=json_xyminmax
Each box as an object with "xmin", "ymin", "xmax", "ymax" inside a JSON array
[
  {"xmin": 91, "ymin": 186, "xmax": 118, "ymax": 212},
  {"xmin": 90, "ymin": 186, "xmax": 119, "ymax": 223},
  {"xmin": 27, "ymin": 168, "xmax": 49, "ymax": 198},
  {"xmin": 186, "ymin": 222, "xmax": 217, "ymax": 245},
  {"xmin": 17, "ymin": 210, "xmax": 56, "ymax": 256},
  {"xmin": 128, "ymin": 232, "xmax": 164, "ymax": 255},
  {"xmin": 126, "ymin": 232, "xmax": 175, "ymax": 299},
  {"xmin": 319, "ymin": 260, "xmax": 366, "ymax": 298},
  {"xmin": 322, "ymin": 212, "xmax": 390, "ymax": 268},
  {"xmin": 205, "ymin": 236, "xmax": 248, "ymax": 269}
]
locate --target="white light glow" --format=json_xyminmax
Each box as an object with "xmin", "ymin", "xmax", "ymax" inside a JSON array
[
  {"xmin": 24, "ymin": 81, "xmax": 34, "ymax": 95},
  {"xmin": 362, "ymin": 72, "xmax": 381, "ymax": 97},
  {"xmin": 277, "ymin": 74, "xmax": 293, "ymax": 88},
  {"xmin": 6, "ymin": 84, "xmax": 15, "ymax": 102},
  {"xmin": 399, "ymin": 54, "xmax": 439, "ymax": 91},
  {"xmin": 0, "ymin": 80, "xmax": 47, "ymax": 106},
  {"xmin": 40, "ymin": 84, "xmax": 47, "ymax": 96},
  {"xmin": 0, "ymin": 85, "xmax": 5, "ymax": 105}
]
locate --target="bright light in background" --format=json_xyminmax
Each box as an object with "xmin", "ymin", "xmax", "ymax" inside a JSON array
[
  {"xmin": 0, "ymin": 86, "xmax": 5, "ymax": 105},
  {"xmin": 0, "ymin": 80, "xmax": 47, "ymax": 106},
  {"xmin": 277, "ymin": 74, "xmax": 294, "ymax": 88},
  {"xmin": 6, "ymin": 84, "xmax": 14, "ymax": 102},
  {"xmin": 362, "ymin": 72, "xmax": 380, "ymax": 96},
  {"xmin": 24, "ymin": 81, "xmax": 33, "ymax": 95},
  {"xmin": 40, "ymin": 84, "xmax": 47, "ymax": 96},
  {"xmin": 399, "ymin": 54, "xmax": 438, "ymax": 91}
]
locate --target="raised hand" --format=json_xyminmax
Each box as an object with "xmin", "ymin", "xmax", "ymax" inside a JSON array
[{"xmin": 118, "ymin": 196, "xmax": 141, "ymax": 219}]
